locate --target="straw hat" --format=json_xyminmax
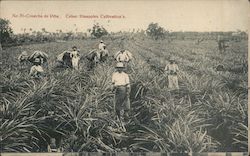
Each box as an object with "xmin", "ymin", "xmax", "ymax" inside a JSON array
[{"xmin": 116, "ymin": 62, "xmax": 125, "ymax": 68}]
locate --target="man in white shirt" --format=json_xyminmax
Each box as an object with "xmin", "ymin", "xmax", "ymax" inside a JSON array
[
  {"xmin": 165, "ymin": 57, "xmax": 179, "ymax": 90},
  {"xmin": 29, "ymin": 58, "xmax": 44, "ymax": 78},
  {"xmin": 70, "ymin": 46, "xmax": 80, "ymax": 70},
  {"xmin": 98, "ymin": 40, "xmax": 106, "ymax": 51},
  {"xmin": 115, "ymin": 50, "xmax": 130, "ymax": 62},
  {"xmin": 99, "ymin": 46, "xmax": 109, "ymax": 62},
  {"xmin": 112, "ymin": 62, "xmax": 131, "ymax": 123}
]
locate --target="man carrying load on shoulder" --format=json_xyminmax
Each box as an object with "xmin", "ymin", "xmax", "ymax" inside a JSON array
[
  {"xmin": 29, "ymin": 58, "xmax": 45, "ymax": 78},
  {"xmin": 28, "ymin": 50, "xmax": 48, "ymax": 67},
  {"xmin": 115, "ymin": 49, "xmax": 132, "ymax": 63},
  {"xmin": 18, "ymin": 51, "xmax": 29, "ymax": 68}
]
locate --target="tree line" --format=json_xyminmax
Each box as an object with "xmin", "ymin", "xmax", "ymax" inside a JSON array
[{"xmin": 0, "ymin": 19, "xmax": 248, "ymax": 49}]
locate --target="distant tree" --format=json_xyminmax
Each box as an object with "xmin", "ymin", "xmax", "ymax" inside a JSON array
[
  {"xmin": 146, "ymin": 23, "xmax": 167, "ymax": 40},
  {"xmin": 0, "ymin": 18, "xmax": 13, "ymax": 46},
  {"xmin": 90, "ymin": 23, "xmax": 108, "ymax": 38}
]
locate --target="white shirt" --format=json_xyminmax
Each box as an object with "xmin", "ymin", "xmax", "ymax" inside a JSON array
[
  {"xmin": 116, "ymin": 52, "xmax": 129, "ymax": 62},
  {"xmin": 70, "ymin": 51, "xmax": 79, "ymax": 58},
  {"xmin": 30, "ymin": 65, "xmax": 44, "ymax": 75},
  {"xmin": 165, "ymin": 63, "xmax": 179, "ymax": 74},
  {"xmin": 98, "ymin": 43, "xmax": 106, "ymax": 50},
  {"xmin": 112, "ymin": 72, "xmax": 130, "ymax": 86},
  {"xmin": 115, "ymin": 50, "xmax": 132, "ymax": 62}
]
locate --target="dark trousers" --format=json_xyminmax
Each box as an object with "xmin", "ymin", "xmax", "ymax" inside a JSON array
[{"xmin": 114, "ymin": 86, "xmax": 130, "ymax": 120}]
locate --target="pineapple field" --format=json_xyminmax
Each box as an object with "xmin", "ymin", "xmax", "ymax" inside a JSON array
[{"xmin": 0, "ymin": 35, "xmax": 248, "ymax": 153}]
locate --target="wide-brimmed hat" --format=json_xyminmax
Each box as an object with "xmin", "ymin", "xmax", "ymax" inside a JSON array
[
  {"xmin": 100, "ymin": 40, "xmax": 104, "ymax": 43},
  {"xmin": 72, "ymin": 46, "xmax": 77, "ymax": 49},
  {"xmin": 116, "ymin": 62, "xmax": 125, "ymax": 68}
]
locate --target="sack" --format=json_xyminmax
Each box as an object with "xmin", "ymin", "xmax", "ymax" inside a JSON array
[{"xmin": 57, "ymin": 52, "xmax": 66, "ymax": 61}]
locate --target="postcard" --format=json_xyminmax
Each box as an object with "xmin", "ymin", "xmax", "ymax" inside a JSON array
[{"xmin": 0, "ymin": 0, "xmax": 249, "ymax": 155}]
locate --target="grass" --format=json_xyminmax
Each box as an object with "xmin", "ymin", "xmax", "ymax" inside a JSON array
[{"xmin": 0, "ymin": 36, "xmax": 248, "ymax": 152}]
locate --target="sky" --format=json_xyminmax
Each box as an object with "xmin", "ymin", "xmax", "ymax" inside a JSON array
[{"xmin": 0, "ymin": 0, "xmax": 249, "ymax": 34}]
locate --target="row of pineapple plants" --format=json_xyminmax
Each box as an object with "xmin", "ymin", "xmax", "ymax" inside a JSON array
[{"xmin": 0, "ymin": 37, "xmax": 248, "ymax": 152}]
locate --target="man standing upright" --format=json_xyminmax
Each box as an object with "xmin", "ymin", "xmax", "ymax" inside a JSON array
[
  {"xmin": 112, "ymin": 62, "xmax": 131, "ymax": 124},
  {"xmin": 98, "ymin": 40, "xmax": 106, "ymax": 51},
  {"xmin": 70, "ymin": 46, "xmax": 80, "ymax": 70},
  {"xmin": 165, "ymin": 57, "xmax": 179, "ymax": 90},
  {"xmin": 217, "ymin": 35, "xmax": 228, "ymax": 53},
  {"xmin": 99, "ymin": 46, "xmax": 109, "ymax": 62}
]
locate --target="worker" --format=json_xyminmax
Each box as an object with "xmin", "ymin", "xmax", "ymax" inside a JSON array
[
  {"xmin": 29, "ymin": 58, "xmax": 44, "ymax": 78},
  {"xmin": 70, "ymin": 46, "xmax": 80, "ymax": 70},
  {"xmin": 18, "ymin": 51, "xmax": 29, "ymax": 67},
  {"xmin": 165, "ymin": 57, "xmax": 179, "ymax": 90},
  {"xmin": 99, "ymin": 46, "xmax": 109, "ymax": 62},
  {"xmin": 115, "ymin": 49, "xmax": 131, "ymax": 63},
  {"xmin": 98, "ymin": 40, "xmax": 106, "ymax": 51},
  {"xmin": 112, "ymin": 62, "xmax": 131, "ymax": 124}
]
